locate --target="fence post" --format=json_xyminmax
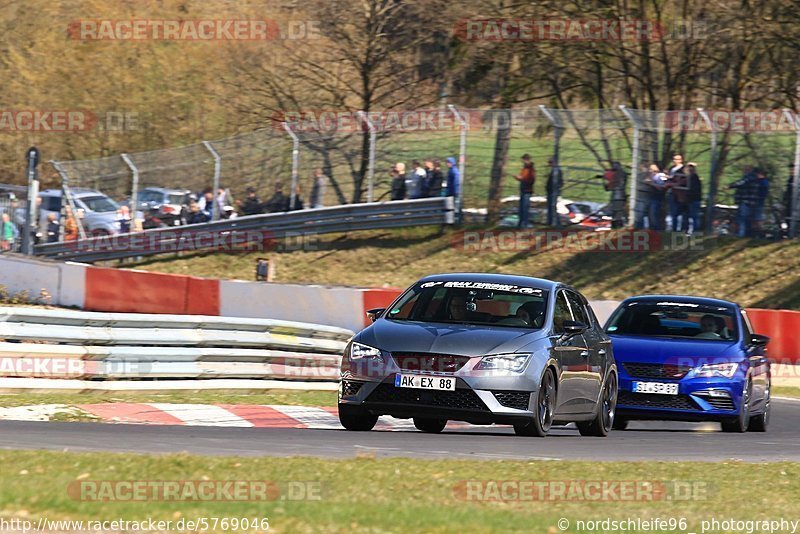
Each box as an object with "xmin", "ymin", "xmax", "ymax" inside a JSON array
[
  {"xmin": 448, "ymin": 104, "xmax": 467, "ymax": 217},
  {"xmin": 202, "ymin": 141, "xmax": 222, "ymax": 220},
  {"xmin": 357, "ymin": 111, "xmax": 377, "ymax": 203},
  {"xmin": 282, "ymin": 122, "xmax": 300, "ymax": 210},
  {"xmin": 51, "ymin": 160, "xmax": 86, "ymax": 240},
  {"xmin": 784, "ymin": 109, "xmax": 800, "ymax": 238},
  {"xmin": 619, "ymin": 106, "xmax": 640, "ymax": 227},
  {"xmin": 538, "ymin": 105, "xmax": 563, "ymax": 165},
  {"xmin": 697, "ymin": 109, "xmax": 718, "ymax": 234},
  {"xmin": 120, "ymin": 153, "xmax": 140, "ymax": 231}
]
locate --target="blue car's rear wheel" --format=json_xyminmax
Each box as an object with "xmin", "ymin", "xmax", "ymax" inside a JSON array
[
  {"xmin": 338, "ymin": 403, "xmax": 378, "ymax": 431},
  {"xmin": 722, "ymin": 379, "xmax": 752, "ymax": 433},
  {"xmin": 514, "ymin": 368, "xmax": 555, "ymax": 437}
]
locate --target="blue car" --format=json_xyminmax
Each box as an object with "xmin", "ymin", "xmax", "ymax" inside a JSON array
[{"xmin": 604, "ymin": 295, "xmax": 770, "ymax": 433}]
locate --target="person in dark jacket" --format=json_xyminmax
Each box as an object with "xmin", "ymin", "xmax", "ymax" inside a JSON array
[
  {"xmin": 237, "ymin": 186, "xmax": 264, "ymax": 216},
  {"xmin": 428, "ymin": 160, "xmax": 444, "ymax": 198},
  {"xmin": 730, "ymin": 166, "xmax": 765, "ymax": 237},
  {"xmin": 514, "ymin": 154, "xmax": 535, "ymax": 228},
  {"xmin": 46, "ymin": 213, "xmax": 60, "ymax": 243},
  {"xmin": 264, "ymin": 183, "xmax": 290, "ymax": 213},
  {"xmin": 685, "ymin": 163, "xmax": 703, "ymax": 234},
  {"xmin": 783, "ymin": 163, "xmax": 796, "ymax": 230},
  {"xmin": 390, "ymin": 168, "xmax": 406, "ymax": 200},
  {"xmin": 445, "ymin": 157, "xmax": 460, "ymax": 198}
]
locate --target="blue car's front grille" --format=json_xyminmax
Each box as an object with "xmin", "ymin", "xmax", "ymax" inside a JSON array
[
  {"xmin": 623, "ymin": 363, "xmax": 692, "ymax": 380},
  {"xmin": 618, "ymin": 390, "xmax": 700, "ymax": 410}
]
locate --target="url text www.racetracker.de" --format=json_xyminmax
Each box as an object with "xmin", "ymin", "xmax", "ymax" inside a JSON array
[
  {"xmin": 560, "ymin": 517, "xmax": 799, "ymax": 533},
  {"xmin": 0, "ymin": 516, "xmax": 270, "ymax": 533}
]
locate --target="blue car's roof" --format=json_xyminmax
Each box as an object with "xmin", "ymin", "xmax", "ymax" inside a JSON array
[
  {"xmin": 619, "ymin": 294, "xmax": 739, "ymax": 309},
  {"xmin": 419, "ymin": 273, "xmax": 560, "ymax": 291}
]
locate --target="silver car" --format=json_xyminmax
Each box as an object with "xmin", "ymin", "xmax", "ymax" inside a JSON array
[
  {"xmin": 338, "ymin": 273, "xmax": 618, "ymax": 437},
  {"xmin": 39, "ymin": 188, "xmax": 120, "ymax": 236}
]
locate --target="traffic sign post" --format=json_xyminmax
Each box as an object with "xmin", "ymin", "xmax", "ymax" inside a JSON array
[{"xmin": 22, "ymin": 147, "xmax": 40, "ymax": 255}]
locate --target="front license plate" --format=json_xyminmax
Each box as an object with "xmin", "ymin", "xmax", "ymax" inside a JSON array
[
  {"xmin": 632, "ymin": 381, "xmax": 678, "ymax": 395},
  {"xmin": 395, "ymin": 374, "xmax": 456, "ymax": 391}
]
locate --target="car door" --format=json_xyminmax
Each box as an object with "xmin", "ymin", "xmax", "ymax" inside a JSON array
[
  {"xmin": 551, "ymin": 289, "xmax": 593, "ymax": 415},
  {"xmin": 565, "ymin": 290, "xmax": 604, "ymax": 406},
  {"xmin": 741, "ymin": 310, "xmax": 769, "ymax": 410}
]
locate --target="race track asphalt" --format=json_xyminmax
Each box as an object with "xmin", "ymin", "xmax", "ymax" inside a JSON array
[{"xmin": 1, "ymin": 399, "xmax": 798, "ymax": 462}]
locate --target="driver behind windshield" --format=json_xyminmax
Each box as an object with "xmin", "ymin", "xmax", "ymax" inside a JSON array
[{"xmin": 696, "ymin": 314, "xmax": 722, "ymax": 339}]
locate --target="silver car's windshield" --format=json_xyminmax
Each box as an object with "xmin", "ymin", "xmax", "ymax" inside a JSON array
[
  {"xmin": 606, "ymin": 301, "xmax": 738, "ymax": 341},
  {"xmin": 387, "ymin": 282, "xmax": 549, "ymax": 329}
]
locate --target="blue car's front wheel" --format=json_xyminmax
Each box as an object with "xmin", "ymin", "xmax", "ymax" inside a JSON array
[{"xmin": 721, "ymin": 379, "xmax": 752, "ymax": 433}]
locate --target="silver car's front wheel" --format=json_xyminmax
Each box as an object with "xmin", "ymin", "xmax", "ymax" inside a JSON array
[{"xmin": 514, "ymin": 368, "xmax": 555, "ymax": 437}]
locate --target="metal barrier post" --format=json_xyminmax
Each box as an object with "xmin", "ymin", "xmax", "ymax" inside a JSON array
[
  {"xmin": 120, "ymin": 153, "xmax": 140, "ymax": 231},
  {"xmin": 51, "ymin": 160, "xmax": 86, "ymax": 240},
  {"xmin": 619, "ymin": 106, "xmax": 640, "ymax": 226},
  {"xmin": 282, "ymin": 122, "xmax": 300, "ymax": 210},
  {"xmin": 784, "ymin": 109, "xmax": 800, "ymax": 238},
  {"xmin": 538, "ymin": 105, "xmax": 563, "ymax": 165},
  {"xmin": 202, "ymin": 141, "xmax": 222, "ymax": 220},
  {"xmin": 448, "ymin": 104, "xmax": 467, "ymax": 217},
  {"xmin": 697, "ymin": 109, "xmax": 718, "ymax": 234}
]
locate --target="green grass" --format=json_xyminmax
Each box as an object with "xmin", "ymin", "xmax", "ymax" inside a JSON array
[
  {"xmin": 133, "ymin": 226, "xmax": 800, "ymax": 310},
  {"xmin": 0, "ymin": 451, "xmax": 798, "ymax": 532},
  {"xmin": 0, "ymin": 390, "xmax": 336, "ymax": 409},
  {"xmin": 775, "ymin": 387, "xmax": 800, "ymax": 399}
]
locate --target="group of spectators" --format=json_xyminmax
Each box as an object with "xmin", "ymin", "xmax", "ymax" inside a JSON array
[
  {"xmin": 633, "ymin": 154, "xmax": 704, "ymax": 233},
  {"xmin": 235, "ymin": 168, "xmax": 328, "ymax": 217},
  {"xmin": 389, "ymin": 158, "xmax": 460, "ymax": 201}
]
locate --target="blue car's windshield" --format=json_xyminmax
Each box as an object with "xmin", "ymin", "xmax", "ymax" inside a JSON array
[
  {"xmin": 387, "ymin": 281, "xmax": 549, "ymax": 329},
  {"xmin": 606, "ymin": 300, "xmax": 738, "ymax": 341}
]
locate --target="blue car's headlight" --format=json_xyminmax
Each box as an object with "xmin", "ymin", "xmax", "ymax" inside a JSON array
[
  {"xmin": 475, "ymin": 353, "xmax": 530, "ymax": 373},
  {"xmin": 694, "ymin": 362, "xmax": 739, "ymax": 378},
  {"xmin": 349, "ymin": 342, "xmax": 383, "ymax": 362}
]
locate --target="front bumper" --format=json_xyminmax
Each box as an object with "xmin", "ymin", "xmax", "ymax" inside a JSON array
[{"xmin": 617, "ymin": 372, "xmax": 744, "ymax": 421}]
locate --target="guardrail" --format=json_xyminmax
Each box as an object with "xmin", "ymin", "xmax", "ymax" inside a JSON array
[
  {"xmin": 33, "ymin": 197, "xmax": 455, "ymax": 263},
  {"xmin": 0, "ymin": 307, "xmax": 350, "ymax": 382}
]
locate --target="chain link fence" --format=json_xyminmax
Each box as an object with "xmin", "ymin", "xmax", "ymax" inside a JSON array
[{"xmin": 42, "ymin": 106, "xmax": 800, "ymax": 241}]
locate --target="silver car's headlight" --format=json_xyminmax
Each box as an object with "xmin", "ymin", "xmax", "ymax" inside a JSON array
[
  {"xmin": 349, "ymin": 342, "xmax": 383, "ymax": 362},
  {"xmin": 475, "ymin": 353, "xmax": 530, "ymax": 373}
]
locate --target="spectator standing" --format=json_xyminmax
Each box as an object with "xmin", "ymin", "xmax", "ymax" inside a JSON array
[
  {"xmin": 545, "ymin": 156, "xmax": 563, "ymax": 227},
  {"xmin": 186, "ymin": 200, "xmax": 210, "ymax": 224},
  {"xmin": 216, "ymin": 187, "xmax": 230, "ymax": 219},
  {"xmin": 309, "ymin": 168, "xmax": 327, "ymax": 209},
  {"xmin": 408, "ymin": 160, "xmax": 426, "ymax": 199},
  {"xmin": 46, "ymin": 213, "xmax": 60, "ymax": 243},
  {"xmin": 63, "ymin": 206, "xmax": 79, "ymax": 241},
  {"xmin": 237, "ymin": 186, "xmax": 264, "ymax": 216},
  {"xmin": 1, "ymin": 213, "xmax": 16, "ymax": 251},
  {"xmin": 514, "ymin": 154, "xmax": 535, "ymax": 228},
  {"xmin": 685, "ymin": 163, "xmax": 703, "ymax": 234},
  {"xmin": 390, "ymin": 168, "xmax": 406, "ymax": 201},
  {"xmin": 117, "ymin": 205, "xmax": 132, "ymax": 234},
  {"xmin": 428, "ymin": 160, "xmax": 444, "ymax": 198},
  {"xmin": 753, "ymin": 170, "xmax": 770, "ymax": 237},
  {"xmin": 667, "ymin": 154, "xmax": 686, "ymax": 231},
  {"xmin": 197, "ymin": 188, "xmax": 215, "ymax": 220},
  {"xmin": 729, "ymin": 167, "xmax": 761, "ymax": 237},
  {"xmin": 445, "ymin": 157, "xmax": 460, "ymax": 198},
  {"xmin": 395, "ymin": 162, "xmax": 408, "ymax": 200},
  {"xmin": 607, "ymin": 161, "xmax": 627, "ymax": 229},
  {"xmin": 647, "ymin": 164, "xmax": 668, "ymax": 231},
  {"xmin": 264, "ymin": 183, "xmax": 290, "ymax": 213},
  {"xmin": 421, "ymin": 160, "xmax": 434, "ymax": 198},
  {"xmin": 633, "ymin": 162, "xmax": 651, "ymax": 229}
]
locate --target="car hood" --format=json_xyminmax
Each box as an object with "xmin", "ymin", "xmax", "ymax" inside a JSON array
[
  {"xmin": 358, "ymin": 319, "xmax": 547, "ymax": 357},
  {"xmin": 610, "ymin": 335, "xmax": 741, "ymax": 364}
]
